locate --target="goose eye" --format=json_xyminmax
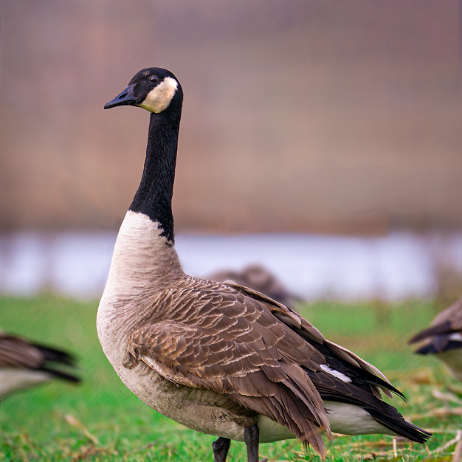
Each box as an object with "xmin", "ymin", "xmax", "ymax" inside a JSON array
[{"xmin": 149, "ymin": 75, "xmax": 159, "ymax": 83}]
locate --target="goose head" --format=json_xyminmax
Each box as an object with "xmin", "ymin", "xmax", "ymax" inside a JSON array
[{"xmin": 104, "ymin": 67, "xmax": 183, "ymax": 114}]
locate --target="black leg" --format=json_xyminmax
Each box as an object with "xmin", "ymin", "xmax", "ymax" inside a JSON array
[
  {"xmin": 212, "ymin": 437, "xmax": 231, "ymax": 462},
  {"xmin": 244, "ymin": 424, "xmax": 259, "ymax": 462}
]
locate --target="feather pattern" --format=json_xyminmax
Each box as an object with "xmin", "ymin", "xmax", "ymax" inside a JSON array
[
  {"xmin": 410, "ymin": 296, "xmax": 462, "ymax": 379},
  {"xmin": 410, "ymin": 297, "xmax": 462, "ymax": 349},
  {"xmin": 122, "ymin": 275, "xmax": 429, "ymax": 452},
  {"xmin": 0, "ymin": 332, "xmax": 80, "ymax": 398}
]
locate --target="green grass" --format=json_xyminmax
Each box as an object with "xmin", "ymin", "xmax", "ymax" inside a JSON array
[{"xmin": 0, "ymin": 294, "xmax": 460, "ymax": 461}]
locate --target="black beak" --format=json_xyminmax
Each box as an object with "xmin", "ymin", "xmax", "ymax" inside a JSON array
[{"xmin": 104, "ymin": 84, "xmax": 138, "ymax": 109}]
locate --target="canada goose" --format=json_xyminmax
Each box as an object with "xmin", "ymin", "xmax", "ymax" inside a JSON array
[
  {"xmin": 0, "ymin": 332, "xmax": 80, "ymax": 398},
  {"xmin": 409, "ymin": 296, "xmax": 462, "ymax": 380},
  {"xmin": 97, "ymin": 67, "xmax": 431, "ymax": 462},
  {"xmin": 208, "ymin": 264, "xmax": 302, "ymax": 310}
]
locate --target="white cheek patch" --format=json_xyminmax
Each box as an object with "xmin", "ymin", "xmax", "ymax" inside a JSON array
[
  {"xmin": 320, "ymin": 364, "xmax": 352, "ymax": 383},
  {"xmin": 139, "ymin": 77, "xmax": 178, "ymax": 113}
]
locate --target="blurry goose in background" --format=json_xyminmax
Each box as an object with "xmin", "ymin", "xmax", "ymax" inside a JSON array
[
  {"xmin": 97, "ymin": 67, "xmax": 431, "ymax": 462},
  {"xmin": 409, "ymin": 296, "xmax": 462, "ymax": 380},
  {"xmin": 0, "ymin": 332, "xmax": 80, "ymax": 398},
  {"xmin": 208, "ymin": 264, "xmax": 302, "ymax": 310}
]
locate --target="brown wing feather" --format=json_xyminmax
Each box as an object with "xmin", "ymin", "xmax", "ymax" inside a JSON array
[
  {"xmin": 409, "ymin": 296, "xmax": 462, "ymax": 344},
  {"xmin": 127, "ymin": 282, "xmax": 332, "ymax": 451},
  {"xmin": 432, "ymin": 297, "xmax": 462, "ymax": 330},
  {"xmin": 125, "ymin": 277, "xmax": 402, "ymax": 454},
  {"xmin": 229, "ymin": 281, "xmax": 396, "ymax": 397},
  {"xmin": 0, "ymin": 335, "xmax": 44, "ymax": 368}
]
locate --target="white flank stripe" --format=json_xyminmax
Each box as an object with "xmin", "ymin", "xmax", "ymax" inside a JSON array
[
  {"xmin": 449, "ymin": 333, "xmax": 462, "ymax": 342},
  {"xmin": 320, "ymin": 364, "xmax": 351, "ymax": 382}
]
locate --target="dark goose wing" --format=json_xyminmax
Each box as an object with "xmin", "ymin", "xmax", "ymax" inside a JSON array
[
  {"xmin": 126, "ymin": 278, "xmax": 429, "ymax": 456},
  {"xmin": 409, "ymin": 297, "xmax": 462, "ymax": 353},
  {"xmin": 0, "ymin": 333, "xmax": 80, "ymax": 383}
]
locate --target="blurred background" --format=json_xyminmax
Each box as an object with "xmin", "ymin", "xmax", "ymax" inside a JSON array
[
  {"xmin": 0, "ymin": 3, "xmax": 461, "ymax": 460},
  {"xmin": 0, "ymin": 0, "xmax": 461, "ymax": 301}
]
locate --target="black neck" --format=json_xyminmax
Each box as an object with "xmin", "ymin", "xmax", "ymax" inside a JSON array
[{"xmin": 129, "ymin": 111, "xmax": 180, "ymax": 243}]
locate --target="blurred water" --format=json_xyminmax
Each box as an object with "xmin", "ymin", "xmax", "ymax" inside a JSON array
[{"xmin": 0, "ymin": 231, "xmax": 460, "ymax": 301}]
